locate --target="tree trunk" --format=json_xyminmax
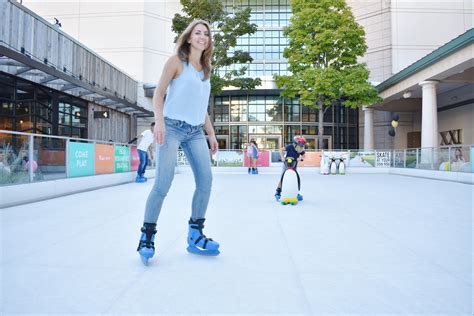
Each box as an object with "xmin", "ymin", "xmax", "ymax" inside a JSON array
[
  {"xmin": 317, "ymin": 100, "xmax": 324, "ymax": 149},
  {"xmin": 208, "ymin": 94, "xmax": 215, "ymax": 122}
]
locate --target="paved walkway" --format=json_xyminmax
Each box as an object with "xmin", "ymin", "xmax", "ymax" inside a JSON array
[{"xmin": 1, "ymin": 168, "xmax": 472, "ymax": 315}]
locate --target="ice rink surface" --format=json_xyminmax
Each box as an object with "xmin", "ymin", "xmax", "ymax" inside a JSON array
[{"xmin": 1, "ymin": 167, "xmax": 473, "ymax": 315}]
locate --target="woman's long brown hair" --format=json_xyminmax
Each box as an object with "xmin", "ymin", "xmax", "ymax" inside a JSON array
[{"xmin": 176, "ymin": 20, "xmax": 213, "ymax": 81}]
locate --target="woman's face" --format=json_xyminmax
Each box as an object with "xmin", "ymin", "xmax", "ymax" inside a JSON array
[
  {"xmin": 189, "ymin": 24, "xmax": 210, "ymax": 51},
  {"xmin": 295, "ymin": 144, "xmax": 304, "ymax": 153}
]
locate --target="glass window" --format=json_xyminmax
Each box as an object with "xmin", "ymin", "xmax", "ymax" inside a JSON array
[
  {"xmin": 0, "ymin": 85, "xmax": 14, "ymax": 101},
  {"xmin": 214, "ymin": 125, "xmax": 229, "ymax": 135},
  {"xmin": 35, "ymin": 103, "xmax": 53, "ymax": 123},
  {"xmin": 266, "ymin": 125, "xmax": 283, "ymax": 134},
  {"xmin": 302, "ymin": 105, "xmax": 317, "ymax": 122},
  {"xmin": 16, "ymin": 116, "xmax": 33, "ymax": 132},
  {"xmin": 323, "ymin": 126, "xmax": 333, "ymax": 136},
  {"xmin": 36, "ymin": 117, "xmax": 53, "ymax": 135},
  {"xmin": 16, "ymin": 101, "xmax": 33, "ymax": 116},
  {"xmin": 265, "ymin": 95, "xmax": 282, "ymax": 121},
  {"xmin": 214, "ymin": 96, "xmax": 230, "ymax": 123},
  {"xmin": 16, "ymin": 82, "xmax": 34, "ymax": 101},
  {"xmin": 230, "ymin": 125, "xmax": 248, "ymax": 150},
  {"xmin": 0, "ymin": 114, "xmax": 13, "ymax": 130},
  {"xmin": 302, "ymin": 125, "xmax": 317, "ymax": 135},
  {"xmin": 284, "ymin": 98, "xmax": 299, "ymax": 122},
  {"xmin": 284, "ymin": 125, "xmax": 300, "ymax": 144},
  {"xmin": 0, "ymin": 101, "xmax": 13, "ymax": 116},
  {"xmin": 324, "ymin": 106, "xmax": 333, "ymax": 122},
  {"xmin": 230, "ymin": 96, "xmax": 247, "ymax": 122}
]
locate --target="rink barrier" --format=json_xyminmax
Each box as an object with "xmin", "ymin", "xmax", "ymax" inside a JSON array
[{"xmin": 1, "ymin": 130, "xmax": 472, "ymax": 189}]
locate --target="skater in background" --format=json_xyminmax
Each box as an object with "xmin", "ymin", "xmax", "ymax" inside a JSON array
[
  {"xmin": 137, "ymin": 20, "xmax": 220, "ymax": 265},
  {"xmin": 135, "ymin": 122, "xmax": 155, "ymax": 183},
  {"xmin": 274, "ymin": 136, "xmax": 306, "ymax": 200},
  {"xmin": 247, "ymin": 139, "xmax": 259, "ymax": 174}
]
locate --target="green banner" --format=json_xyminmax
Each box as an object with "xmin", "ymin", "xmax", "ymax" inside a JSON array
[
  {"xmin": 114, "ymin": 145, "xmax": 130, "ymax": 172},
  {"xmin": 68, "ymin": 142, "xmax": 95, "ymax": 177}
]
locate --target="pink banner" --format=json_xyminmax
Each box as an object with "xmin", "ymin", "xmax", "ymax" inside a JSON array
[
  {"xmin": 244, "ymin": 150, "xmax": 270, "ymax": 167},
  {"xmin": 131, "ymin": 146, "xmax": 139, "ymax": 171}
]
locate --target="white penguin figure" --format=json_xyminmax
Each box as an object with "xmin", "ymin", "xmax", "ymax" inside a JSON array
[
  {"xmin": 338, "ymin": 157, "xmax": 345, "ymax": 175},
  {"xmin": 320, "ymin": 153, "xmax": 329, "ymax": 175},
  {"xmin": 280, "ymin": 157, "xmax": 301, "ymax": 205},
  {"xmin": 330, "ymin": 156, "xmax": 337, "ymax": 175}
]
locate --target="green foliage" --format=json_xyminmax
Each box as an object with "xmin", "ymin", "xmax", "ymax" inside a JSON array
[
  {"xmin": 172, "ymin": 0, "xmax": 261, "ymax": 95},
  {"xmin": 274, "ymin": 0, "xmax": 381, "ymax": 110}
]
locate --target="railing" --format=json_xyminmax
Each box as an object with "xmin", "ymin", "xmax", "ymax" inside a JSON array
[
  {"xmin": 0, "ymin": 130, "xmax": 147, "ymax": 186},
  {"xmin": 1, "ymin": 130, "xmax": 472, "ymax": 186},
  {"xmin": 202, "ymin": 146, "xmax": 473, "ymax": 172}
]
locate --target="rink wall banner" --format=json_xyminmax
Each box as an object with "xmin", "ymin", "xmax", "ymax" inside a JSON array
[
  {"xmin": 39, "ymin": 149, "xmax": 65, "ymax": 166},
  {"xmin": 68, "ymin": 142, "xmax": 95, "ymax": 177},
  {"xmin": 216, "ymin": 151, "xmax": 244, "ymax": 166},
  {"xmin": 95, "ymin": 144, "xmax": 114, "ymax": 174},
  {"xmin": 130, "ymin": 147, "xmax": 139, "ymax": 171},
  {"xmin": 375, "ymin": 151, "xmax": 391, "ymax": 167},
  {"xmin": 472, "ymin": 147, "xmax": 474, "ymax": 172},
  {"xmin": 299, "ymin": 151, "xmax": 322, "ymax": 167},
  {"xmin": 349, "ymin": 151, "xmax": 375, "ymax": 167},
  {"xmin": 114, "ymin": 145, "xmax": 130, "ymax": 172},
  {"xmin": 393, "ymin": 151, "xmax": 405, "ymax": 168},
  {"xmin": 244, "ymin": 150, "xmax": 270, "ymax": 167}
]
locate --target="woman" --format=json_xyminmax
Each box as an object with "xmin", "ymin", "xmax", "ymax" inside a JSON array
[
  {"xmin": 137, "ymin": 20, "xmax": 220, "ymax": 265},
  {"xmin": 249, "ymin": 139, "xmax": 259, "ymax": 174}
]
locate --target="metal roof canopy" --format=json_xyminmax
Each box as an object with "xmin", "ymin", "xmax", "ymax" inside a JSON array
[{"xmin": 0, "ymin": 48, "xmax": 153, "ymax": 116}]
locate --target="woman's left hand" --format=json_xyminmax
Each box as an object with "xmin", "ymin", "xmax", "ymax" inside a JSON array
[{"xmin": 209, "ymin": 135, "xmax": 218, "ymax": 155}]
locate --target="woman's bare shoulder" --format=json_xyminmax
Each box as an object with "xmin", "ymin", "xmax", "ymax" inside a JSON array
[{"xmin": 164, "ymin": 55, "xmax": 184, "ymax": 78}]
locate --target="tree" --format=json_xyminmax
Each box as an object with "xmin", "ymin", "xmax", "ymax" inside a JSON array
[
  {"xmin": 274, "ymin": 0, "xmax": 381, "ymax": 149},
  {"xmin": 172, "ymin": 0, "xmax": 262, "ymax": 97}
]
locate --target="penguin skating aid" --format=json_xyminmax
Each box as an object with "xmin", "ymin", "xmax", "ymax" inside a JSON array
[
  {"xmin": 330, "ymin": 157, "xmax": 337, "ymax": 175},
  {"xmin": 279, "ymin": 157, "xmax": 303, "ymax": 205},
  {"xmin": 338, "ymin": 157, "xmax": 346, "ymax": 175}
]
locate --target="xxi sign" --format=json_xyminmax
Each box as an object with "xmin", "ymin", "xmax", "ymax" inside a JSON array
[{"xmin": 440, "ymin": 129, "xmax": 462, "ymax": 145}]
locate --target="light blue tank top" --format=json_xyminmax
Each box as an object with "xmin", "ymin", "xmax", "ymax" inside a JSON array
[{"xmin": 163, "ymin": 61, "xmax": 211, "ymax": 126}]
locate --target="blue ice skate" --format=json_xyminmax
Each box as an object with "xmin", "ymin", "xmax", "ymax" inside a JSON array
[
  {"xmin": 187, "ymin": 218, "xmax": 220, "ymax": 256},
  {"xmin": 252, "ymin": 168, "xmax": 258, "ymax": 174},
  {"xmin": 275, "ymin": 188, "xmax": 281, "ymax": 202},
  {"xmin": 297, "ymin": 194, "xmax": 303, "ymax": 201},
  {"xmin": 135, "ymin": 176, "xmax": 146, "ymax": 183},
  {"xmin": 137, "ymin": 223, "xmax": 157, "ymax": 265}
]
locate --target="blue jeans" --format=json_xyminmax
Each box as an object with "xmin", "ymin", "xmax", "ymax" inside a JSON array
[
  {"xmin": 143, "ymin": 117, "xmax": 212, "ymax": 224},
  {"xmin": 137, "ymin": 149, "xmax": 148, "ymax": 177}
]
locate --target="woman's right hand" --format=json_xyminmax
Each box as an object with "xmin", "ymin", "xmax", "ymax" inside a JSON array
[{"xmin": 154, "ymin": 118, "xmax": 165, "ymax": 145}]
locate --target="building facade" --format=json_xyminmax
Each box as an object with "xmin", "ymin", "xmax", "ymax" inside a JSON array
[
  {"xmin": 20, "ymin": 0, "xmax": 182, "ymax": 135},
  {"xmin": 1, "ymin": 0, "xmax": 153, "ymax": 146},
  {"xmin": 213, "ymin": 0, "xmax": 359, "ymax": 150},
  {"xmin": 349, "ymin": 0, "xmax": 473, "ymax": 149},
  {"xmin": 21, "ymin": 0, "xmax": 473, "ymax": 151}
]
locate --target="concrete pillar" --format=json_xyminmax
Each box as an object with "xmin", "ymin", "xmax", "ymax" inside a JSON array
[
  {"xmin": 419, "ymin": 80, "xmax": 439, "ymax": 149},
  {"xmin": 363, "ymin": 106, "xmax": 375, "ymax": 150},
  {"xmin": 419, "ymin": 80, "xmax": 439, "ymax": 166}
]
